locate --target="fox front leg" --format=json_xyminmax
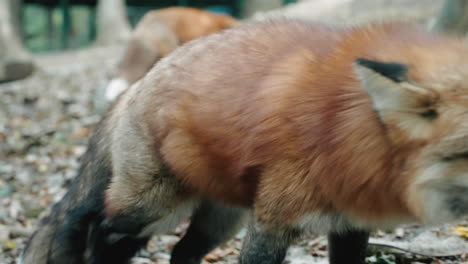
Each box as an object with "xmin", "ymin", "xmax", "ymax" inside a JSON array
[
  {"xmin": 328, "ymin": 229, "xmax": 370, "ymax": 264},
  {"xmin": 239, "ymin": 220, "xmax": 299, "ymax": 264}
]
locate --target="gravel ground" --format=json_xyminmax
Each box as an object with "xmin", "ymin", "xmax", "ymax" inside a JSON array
[
  {"xmin": 1, "ymin": 1, "xmax": 468, "ymax": 263},
  {"xmin": 0, "ymin": 45, "xmax": 120, "ymax": 263}
]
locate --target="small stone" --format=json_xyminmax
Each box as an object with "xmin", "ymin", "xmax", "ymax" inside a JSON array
[
  {"xmin": 0, "ymin": 225, "xmax": 10, "ymax": 241},
  {"xmin": 395, "ymin": 228, "xmax": 405, "ymax": 238},
  {"xmin": 131, "ymin": 257, "xmax": 153, "ymax": 264},
  {"xmin": 0, "ymin": 181, "xmax": 12, "ymax": 198},
  {"xmin": 158, "ymin": 235, "xmax": 179, "ymax": 247},
  {"xmin": 154, "ymin": 252, "xmax": 170, "ymax": 260}
]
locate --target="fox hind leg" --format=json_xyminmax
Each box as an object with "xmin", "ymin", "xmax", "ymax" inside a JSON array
[
  {"xmin": 85, "ymin": 218, "xmax": 151, "ymax": 264},
  {"xmin": 94, "ymin": 183, "xmax": 195, "ymax": 263},
  {"xmin": 94, "ymin": 163, "xmax": 197, "ymax": 263}
]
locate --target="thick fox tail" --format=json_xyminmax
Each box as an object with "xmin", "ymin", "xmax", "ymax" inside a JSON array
[{"xmin": 20, "ymin": 122, "xmax": 113, "ymax": 263}]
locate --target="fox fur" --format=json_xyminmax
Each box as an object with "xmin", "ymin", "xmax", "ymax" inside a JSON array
[
  {"xmin": 22, "ymin": 19, "xmax": 468, "ymax": 264},
  {"xmin": 105, "ymin": 7, "xmax": 239, "ymax": 101}
]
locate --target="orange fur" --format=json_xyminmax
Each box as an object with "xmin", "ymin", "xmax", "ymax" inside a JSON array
[
  {"xmin": 148, "ymin": 7, "xmax": 240, "ymax": 43},
  {"xmin": 23, "ymin": 19, "xmax": 468, "ymax": 264},
  {"xmin": 127, "ymin": 20, "xmax": 468, "ymax": 228},
  {"xmin": 117, "ymin": 7, "xmax": 239, "ymax": 84}
]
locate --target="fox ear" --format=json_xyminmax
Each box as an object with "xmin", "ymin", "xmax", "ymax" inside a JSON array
[
  {"xmin": 355, "ymin": 58, "xmax": 408, "ymax": 83},
  {"xmin": 354, "ymin": 58, "xmax": 438, "ymax": 138},
  {"xmin": 354, "ymin": 58, "xmax": 435, "ymax": 113}
]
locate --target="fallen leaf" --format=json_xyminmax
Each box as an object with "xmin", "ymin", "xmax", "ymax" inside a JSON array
[
  {"xmin": 5, "ymin": 240, "xmax": 16, "ymax": 249},
  {"xmin": 71, "ymin": 127, "xmax": 90, "ymax": 138},
  {"xmin": 453, "ymin": 226, "xmax": 468, "ymax": 238}
]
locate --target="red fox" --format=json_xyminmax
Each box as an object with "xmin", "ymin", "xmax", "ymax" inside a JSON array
[
  {"xmin": 21, "ymin": 19, "xmax": 468, "ymax": 264},
  {"xmin": 105, "ymin": 7, "xmax": 239, "ymax": 101}
]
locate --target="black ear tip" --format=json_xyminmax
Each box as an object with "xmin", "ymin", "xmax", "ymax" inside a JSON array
[
  {"xmin": 354, "ymin": 58, "xmax": 408, "ymax": 83},
  {"xmin": 355, "ymin": 58, "xmax": 369, "ymax": 66}
]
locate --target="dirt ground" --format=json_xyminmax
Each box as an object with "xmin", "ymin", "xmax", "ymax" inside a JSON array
[{"xmin": 1, "ymin": 1, "xmax": 467, "ymax": 263}]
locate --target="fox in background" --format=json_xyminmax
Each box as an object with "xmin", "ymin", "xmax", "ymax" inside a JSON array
[
  {"xmin": 104, "ymin": 7, "xmax": 239, "ymax": 101},
  {"xmin": 21, "ymin": 18, "xmax": 468, "ymax": 264}
]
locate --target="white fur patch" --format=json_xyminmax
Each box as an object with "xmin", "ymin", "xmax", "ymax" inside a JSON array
[
  {"xmin": 410, "ymin": 164, "xmax": 450, "ymax": 224},
  {"xmin": 410, "ymin": 163, "xmax": 468, "ymax": 225},
  {"xmin": 297, "ymin": 212, "xmax": 412, "ymax": 234},
  {"xmin": 105, "ymin": 78, "xmax": 129, "ymax": 102},
  {"xmin": 296, "ymin": 213, "xmax": 355, "ymax": 234},
  {"xmin": 419, "ymin": 189, "xmax": 456, "ymax": 225}
]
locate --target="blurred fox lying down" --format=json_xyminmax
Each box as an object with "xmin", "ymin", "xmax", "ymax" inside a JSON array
[
  {"xmin": 22, "ymin": 19, "xmax": 468, "ymax": 264},
  {"xmin": 105, "ymin": 7, "xmax": 239, "ymax": 101}
]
